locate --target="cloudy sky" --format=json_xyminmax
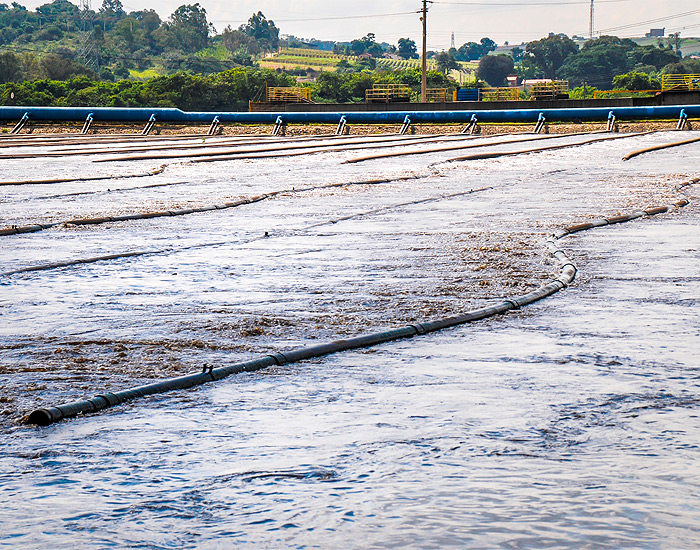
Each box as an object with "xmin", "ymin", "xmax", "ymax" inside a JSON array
[{"xmin": 24, "ymin": 0, "xmax": 700, "ymax": 49}]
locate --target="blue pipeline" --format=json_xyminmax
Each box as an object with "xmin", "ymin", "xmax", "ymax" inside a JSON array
[{"xmin": 1, "ymin": 105, "xmax": 699, "ymax": 124}]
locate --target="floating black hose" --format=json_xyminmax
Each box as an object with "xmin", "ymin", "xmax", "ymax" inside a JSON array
[
  {"xmin": 26, "ymin": 177, "xmax": 697, "ymax": 426},
  {"xmin": 304, "ymin": 187, "xmax": 491, "ymax": 229},
  {"xmin": 94, "ymin": 133, "xmax": 481, "ymax": 163},
  {"xmin": 0, "ymin": 133, "xmax": 421, "ymax": 160},
  {"xmin": 0, "ymin": 174, "xmax": 425, "ymax": 267},
  {"xmin": 29, "ymin": 180, "xmax": 189, "ymax": 202},
  {"xmin": 445, "ymin": 132, "xmax": 650, "ymax": 163},
  {"xmin": 0, "ymin": 195, "xmax": 267, "ymax": 236},
  {"xmin": 0, "ymin": 128, "xmax": 399, "ymax": 149},
  {"xmin": 188, "ymin": 132, "xmax": 608, "ymax": 166},
  {"xmin": 342, "ymin": 131, "xmax": 605, "ymax": 164},
  {"xmin": 2, "ymin": 250, "xmax": 162, "ymax": 276},
  {"xmin": 0, "ymin": 164, "xmax": 167, "ymax": 187},
  {"xmin": 622, "ymin": 133, "xmax": 700, "ymax": 161},
  {"xmin": 25, "ymin": 293, "xmax": 563, "ymax": 426},
  {"xmin": 0, "ymin": 133, "xmax": 231, "ymax": 149}
]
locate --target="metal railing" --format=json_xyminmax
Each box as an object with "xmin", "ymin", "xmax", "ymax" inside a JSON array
[
  {"xmin": 661, "ymin": 74, "xmax": 700, "ymax": 92},
  {"xmin": 365, "ymin": 84, "xmax": 411, "ymax": 103},
  {"xmin": 266, "ymin": 87, "xmax": 311, "ymax": 103},
  {"xmin": 480, "ymin": 87, "xmax": 520, "ymax": 101},
  {"xmin": 426, "ymin": 88, "xmax": 448, "ymax": 102},
  {"xmin": 531, "ymin": 81, "xmax": 569, "ymax": 100}
]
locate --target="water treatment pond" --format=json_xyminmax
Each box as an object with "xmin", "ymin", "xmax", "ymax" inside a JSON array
[{"xmin": 0, "ymin": 130, "xmax": 699, "ymax": 548}]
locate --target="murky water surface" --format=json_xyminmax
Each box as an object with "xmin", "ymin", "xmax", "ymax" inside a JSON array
[{"xmin": 0, "ymin": 130, "xmax": 698, "ymax": 548}]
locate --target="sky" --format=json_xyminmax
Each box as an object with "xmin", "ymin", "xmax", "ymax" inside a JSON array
[{"xmin": 21, "ymin": 0, "xmax": 700, "ymax": 49}]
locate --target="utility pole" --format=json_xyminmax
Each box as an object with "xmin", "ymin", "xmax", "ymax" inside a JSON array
[
  {"xmin": 421, "ymin": 0, "xmax": 428, "ymax": 103},
  {"xmin": 589, "ymin": 0, "xmax": 595, "ymax": 40}
]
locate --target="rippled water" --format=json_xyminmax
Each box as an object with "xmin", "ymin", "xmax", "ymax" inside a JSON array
[{"xmin": 1, "ymin": 129, "xmax": 698, "ymax": 548}]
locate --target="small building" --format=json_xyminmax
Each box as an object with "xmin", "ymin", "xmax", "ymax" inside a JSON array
[
  {"xmin": 506, "ymin": 75, "xmax": 519, "ymax": 88},
  {"xmin": 645, "ymin": 28, "xmax": 665, "ymax": 38}
]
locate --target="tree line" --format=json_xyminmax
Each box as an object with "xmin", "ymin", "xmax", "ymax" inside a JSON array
[
  {"xmin": 0, "ymin": 67, "xmax": 454, "ymax": 109},
  {"xmin": 0, "ymin": 1, "xmax": 459, "ymax": 84},
  {"xmin": 0, "ymin": 0, "xmax": 281, "ymax": 81},
  {"xmin": 0, "ymin": 0, "xmax": 698, "ymax": 105},
  {"xmin": 471, "ymin": 33, "xmax": 699, "ymax": 90}
]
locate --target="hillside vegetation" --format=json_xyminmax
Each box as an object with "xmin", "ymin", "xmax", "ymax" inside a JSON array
[
  {"xmin": 0, "ymin": 0, "xmax": 698, "ymax": 109},
  {"xmin": 0, "ymin": 66, "xmax": 456, "ymax": 109}
]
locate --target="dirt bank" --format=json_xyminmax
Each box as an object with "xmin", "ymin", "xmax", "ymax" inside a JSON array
[{"xmin": 0, "ymin": 119, "xmax": 690, "ymax": 137}]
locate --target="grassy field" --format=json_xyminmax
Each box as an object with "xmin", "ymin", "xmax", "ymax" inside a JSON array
[
  {"xmin": 259, "ymin": 48, "xmax": 452, "ymax": 73},
  {"xmin": 196, "ymin": 45, "xmax": 231, "ymax": 60},
  {"xmin": 258, "ymin": 48, "xmax": 356, "ymax": 71},
  {"xmin": 129, "ymin": 68, "xmax": 162, "ymax": 80},
  {"xmin": 631, "ymin": 36, "xmax": 700, "ymax": 57}
]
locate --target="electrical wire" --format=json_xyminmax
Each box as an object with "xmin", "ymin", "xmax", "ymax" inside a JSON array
[
  {"xmin": 596, "ymin": 8, "xmax": 700, "ymax": 34},
  {"xmin": 213, "ymin": 12, "xmax": 419, "ymax": 25}
]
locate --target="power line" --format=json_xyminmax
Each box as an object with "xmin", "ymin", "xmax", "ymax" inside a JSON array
[
  {"xmin": 212, "ymin": 12, "xmax": 417, "ymax": 25},
  {"xmin": 595, "ymin": 8, "xmax": 700, "ymax": 34}
]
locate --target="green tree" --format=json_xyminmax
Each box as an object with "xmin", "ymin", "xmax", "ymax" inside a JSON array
[
  {"xmin": 397, "ymin": 37, "xmax": 417, "ymax": 60},
  {"xmin": 333, "ymin": 43, "xmax": 350, "ymax": 56},
  {"xmin": 558, "ymin": 35, "xmax": 635, "ymax": 88},
  {"xmin": 100, "ymin": 0, "xmax": 123, "ymax": 15},
  {"xmin": 35, "ymin": 0, "xmax": 78, "ymax": 23},
  {"xmin": 525, "ymin": 33, "xmax": 578, "ymax": 79},
  {"xmin": 510, "ymin": 46, "xmax": 524, "ymax": 62},
  {"xmin": 240, "ymin": 11, "xmax": 279, "ymax": 52},
  {"xmin": 155, "ymin": 3, "xmax": 213, "ymax": 54},
  {"xmin": 612, "ymin": 71, "xmax": 660, "ymax": 90},
  {"xmin": 129, "ymin": 9, "xmax": 162, "ymax": 53},
  {"xmin": 314, "ymin": 71, "xmax": 350, "ymax": 102},
  {"xmin": 568, "ymin": 84, "xmax": 598, "ymax": 99},
  {"xmin": 350, "ymin": 33, "xmax": 382, "ymax": 57},
  {"xmin": 435, "ymin": 50, "xmax": 459, "ymax": 74},
  {"xmin": 99, "ymin": 0, "xmax": 124, "ymax": 31},
  {"xmin": 456, "ymin": 37, "xmax": 497, "ymax": 61},
  {"xmin": 356, "ymin": 56, "xmax": 376, "ymax": 70},
  {"xmin": 479, "ymin": 37, "xmax": 497, "ymax": 56},
  {"xmin": 631, "ymin": 45, "xmax": 679, "ymax": 70},
  {"xmin": 221, "ymin": 25, "xmax": 257, "ymax": 56},
  {"xmin": 34, "ymin": 23, "xmax": 63, "ymax": 41},
  {"xmin": 661, "ymin": 58, "xmax": 700, "ymax": 75},
  {"xmin": 40, "ymin": 53, "xmax": 95, "ymax": 80},
  {"xmin": 345, "ymin": 72, "xmax": 374, "ymax": 100},
  {"xmin": 0, "ymin": 50, "xmax": 22, "ymax": 82},
  {"xmin": 111, "ymin": 16, "xmax": 137, "ymax": 49},
  {"xmin": 477, "ymin": 54, "xmax": 514, "ymax": 86},
  {"xmin": 666, "ymin": 32, "xmax": 682, "ymax": 57}
]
